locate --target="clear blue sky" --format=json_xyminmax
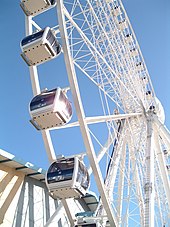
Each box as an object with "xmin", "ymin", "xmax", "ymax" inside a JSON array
[{"xmin": 0, "ymin": 0, "xmax": 169, "ymax": 171}]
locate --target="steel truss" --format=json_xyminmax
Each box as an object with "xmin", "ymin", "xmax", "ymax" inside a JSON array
[{"xmin": 22, "ymin": 0, "xmax": 170, "ymax": 226}]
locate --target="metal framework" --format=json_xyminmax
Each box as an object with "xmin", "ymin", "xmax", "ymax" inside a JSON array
[{"xmin": 22, "ymin": 0, "xmax": 170, "ymax": 226}]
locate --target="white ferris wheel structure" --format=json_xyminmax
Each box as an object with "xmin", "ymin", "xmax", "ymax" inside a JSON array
[{"xmin": 20, "ymin": 0, "xmax": 170, "ymax": 226}]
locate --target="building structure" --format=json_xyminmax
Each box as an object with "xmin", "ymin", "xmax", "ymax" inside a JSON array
[{"xmin": 0, "ymin": 149, "xmax": 69, "ymax": 227}]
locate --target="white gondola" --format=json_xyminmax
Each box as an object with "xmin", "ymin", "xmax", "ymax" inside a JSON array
[
  {"xmin": 136, "ymin": 62, "xmax": 144, "ymax": 71},
  {"xmin": 145, "ymin": 90, "xmax": 153, "ymax": 102},
  {"xmin": 111, "ymin": 6, "xmax": 122, "ymax": 17},
  {"xmin": 125, "ymin": 33, "xmax": 133, "ymax": 43},
  {"xmin": 29, "ymin": 87, "xmax": 72, "ymax": 130},
  {"xmin": 20, "ymin": 0, "xmax": 56, "ymax": 17},
  {"xmin": 118, "ymin": 19, "xmax": 128, "ymax": 31},
  {"xmin": 46, "ymin": 156, "xmax": 90, "ymax": 199},
  {"xmin": 129, "ymin": 48, "xmax": 138, "ymax": 57},
  {"xmin": 141, "ymin": 75, "xmax": 148, "ymax": 86},
  {"xmin": 21, "ymin": 27, "xmax": 61, "ymax": 66}
]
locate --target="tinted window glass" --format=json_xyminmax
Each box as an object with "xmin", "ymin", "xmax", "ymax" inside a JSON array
[
  {"xmin": 75, "ymin": 224, "xmax": 96, "ymax": 227},
  {"xmin": 76, "ymin": 161, "xmax": 89, "ymax": 190},
  {"xmin": 47, "ymin": 30, "xmax": 55, "ymax": 44},
  {"xmin": 52, "ymin": 41, "xmax": 61, "ymax": 54},
  {"xmin": 21, "ymin": 30, "xmax": 44, "ymax": 46},
  {"xmin": 47, "ymin": 158, "xmax": 74, "ymax": 183},
  {"xmin": 46, "ymin": 29, "xmax": 61, "ymax": 55},
  {"xmin": 30, "ymin": 92, "xmax": 56, "ymax": 111}
]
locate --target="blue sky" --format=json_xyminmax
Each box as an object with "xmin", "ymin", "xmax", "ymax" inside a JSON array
[{"xmin": 0, "ymin": 0, "xmax": 169, "ymax": 171}]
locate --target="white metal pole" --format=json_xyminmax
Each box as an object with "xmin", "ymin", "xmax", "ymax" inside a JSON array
[
  {"xmin": 97, "ymin": 124, "xmax": 126, "ymax": 217},
  {"xmin": 153, "ymin": 124, "xmax": 170, "ymax": 208},
  {"xmin": 123, "ymin": 148, "xmax": 130, "ymax": 226},
  {"xmin": 44, "ymin": 202, "xmax": 64, "ymax": 227},
  {"xmin": 107, "ymin": 130, "xmax": 126, "ymax": 201},
  {"xmin": 117, "ymin": 142, "xmax": 126, "ymax": 226},
  {"xmin": 25, "ymin": 16, "xmax": 41, "ymax": 96},
  {"xmin": 41, "ymin": 130, "xmax": 57, "ymax": 163},
  {"xmin": 56, "ymin": 1, "xmax": 118, "ymax": 226},
  {"xmin": 128, "ymin": 136, "xmax": 145, "ymax": 226},
  {"xmin": 25, "ymin": 16, "xmax": 56, "ymax": 163},
  {"xmin": 144, "ymin": 111, "xmax": 155, "ymax": 227},
  {"xmin": 61, "ymin": 199, "xmax": 75, "ymax": 227},
  {"xmin": 25, "ymin": 15, "xmax": 77, "ymax": 227},
  {"xmin": 88, "ymin": 133, "xmax": 113, "ymax": 176},
  {"xmin": 154, "ymin": 116, "xmax": 170, "ymax": 155}
]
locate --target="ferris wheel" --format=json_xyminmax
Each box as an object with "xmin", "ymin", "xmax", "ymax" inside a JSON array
[{"xmin": 20, "ymin": 0, "xmax": 170, "ymax": 226}]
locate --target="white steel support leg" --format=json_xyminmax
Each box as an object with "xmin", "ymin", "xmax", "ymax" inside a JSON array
[
  {"xmin": 98, "ymin": 126, "xmax": 126, "ymax": 217},
  {"xmin": 56, "ymin": 1, "xmax": 118, "ymax": 226},
  {"xmin": 44, "ymin": 202, "xmax": 64, "ymax": 227},
  {"xmin": 128, "ymin": 136, "xmax": 145, "ymax": 227},
  {"xmin": 44, "ymin": 199, "xmax": 75, "ymax": 227},
  {"xmin": 88, "ymin": 133, "xmax": 115, "ymax": 176},
  {"xmin": 42, "ymin": 130, "xmax": 57, "ymax": 163},
  {"xmin": 153, "ymin": 125, "xmax": 170, "ymax": 209},
  {"xmin": 25, "ymin": 16, "xmax": 56, "ymax": 163},
  {"xmin": 123, "ymin": 148, "xmax": 130, "ymax": 227},
  {"xmin": 117, "ymin": 142, "xmax": 126, "ymax": 226},
  {"xmin": 106, "ymin": 126, "xmax": 126, "ymax": 200},
  {"xmin": 61, "ymin": 199, "xmax": 75, "ymax": 227},
  {"xmin": 25, "ymin": 16, "xmax": 41, "ymax": 96},
  {"xmin": 144, "ymin": 112, "xmax": 155, "ymax": 227},
  {"xmin": 154, "ymin": 116, "xmax": 170, "ymax": 155},
  {"xmin": 25, "ymin": 15, "xmax": 76, "ymax": 227},
  {"xmin": 154, "ymin": 180, "xmax": 164, "ymax": 225}
]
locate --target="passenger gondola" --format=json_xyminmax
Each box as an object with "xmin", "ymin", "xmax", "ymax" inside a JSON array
[
  {"xmin": 20, "ymin": 0, "xmax": 56, "ymax": 17},
  {"xmin": 146, "ymin": 90, "xmax": 152, "ymax": 98},
  {"xmin": 29, "ymin": 87, "xmax": 72, "ymax": 130},
  {"xmin": 21, "ymin": 27, "xmax": 61, "ymax": 66},
  {"xmin": 46, "ymin": 156, "xmax": 90, "ymax": 199}
]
